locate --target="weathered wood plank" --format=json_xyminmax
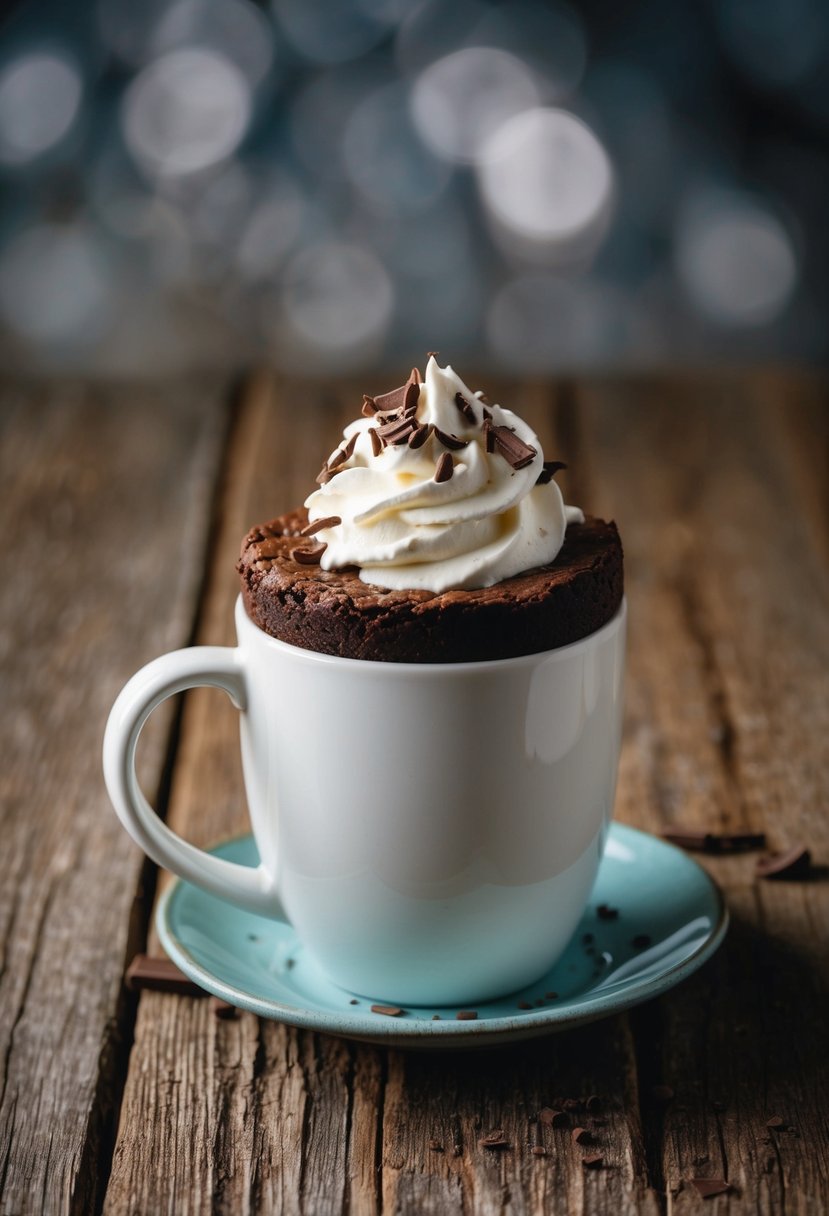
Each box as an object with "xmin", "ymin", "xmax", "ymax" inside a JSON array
[
  {"xmin": 104, "ymin": 372, "xmax": 653, "ymax": 1215},
  {"xmin": 576, "ymin": 373, "xmax": 829, "ymax": 1213},
  {"xmin": 0, "ymin": 380, "xmax": 229, "ymax": 1215}
]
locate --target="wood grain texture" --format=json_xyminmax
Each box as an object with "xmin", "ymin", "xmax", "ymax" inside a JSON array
[
  {"xmin": 0, "ymin": 380, "xmax": 228, "ymax": 1216},
  {"xmin": 103, "ymin": 372, "xmax": 654, "ymax": 1216},
  {"xmin": 3, "ymin": 370, "xmax": 826, "ymax": 1216},
  {"xmin": 573, "ymin": 372, "xmax": 829, "ymax": 1213}
]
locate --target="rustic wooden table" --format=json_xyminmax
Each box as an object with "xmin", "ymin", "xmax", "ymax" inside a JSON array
[{"xmin": 1, "ymin": 371, "xmax": 827, "ymax": 1215}]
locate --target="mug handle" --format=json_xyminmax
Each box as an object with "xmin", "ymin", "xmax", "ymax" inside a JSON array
[{"xmin": 103, "ymin": 646, "xmax": 282, "ymax": 918}]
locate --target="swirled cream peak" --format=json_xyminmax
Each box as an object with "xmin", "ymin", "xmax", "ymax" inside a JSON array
[{"xmin": 303, "ymin": 357, "xmax": 584, "ymax": 592}]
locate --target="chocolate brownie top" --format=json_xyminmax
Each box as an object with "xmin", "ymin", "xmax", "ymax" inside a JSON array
[{"xmin": 237, "ymin": 508, "xmax": 623, "ymax": 663}]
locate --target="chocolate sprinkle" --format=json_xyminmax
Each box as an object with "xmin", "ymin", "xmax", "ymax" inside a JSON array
[
  {"xmin": 435, "ymin": 452, "xmax": 454, "ymax": 482},
  {"xmin": 756, "ymin": 844, "xmax": 811, "ymax": 879},
  {"xmin": 454, "ymin": 391, "xmax": 477, "ymax": 424},
  {"xmin": 377, "ymin": 415, "xmax": 417, "ymax": 444},
  {"xmin": 300, "ymin": 515, "xmax": 341, "ymax": 536},
  {"xmin": 483, "ymin": 417, "xmax": 495, "ymax": 453},
  {"xmin": 531, "ymin": 1146, "xmax": 546, "ymax": 1157},
  {"xmin": 290, "ymin": 543, "xmax": 326, "ymax": 565},
  {"xmin": 690, "ymin": 1179, "xmax": 731, "ymax": 1199},
  {"xmin": 456, "ymin": 1010, "xmax": 478, "ymax": 1021},
  {"xmin": 370, "ymin": 1004, "xmax": 404, "ymax": 1017},
  {"xmin": 434, "ymin": 427, "xmax": 468, "ymax": 450},
  {"xmin": 490, "ymin": 424, "xmax": 537, "ymax": 469},
  {"xmin": 536, "ymin": 461, "xmax": 568, "ymax": 485}
]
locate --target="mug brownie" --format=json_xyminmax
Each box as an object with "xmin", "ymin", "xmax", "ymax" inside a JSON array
[{"xmin": 238, "ymin": 358, "xmax": 622, "ymax": 663}]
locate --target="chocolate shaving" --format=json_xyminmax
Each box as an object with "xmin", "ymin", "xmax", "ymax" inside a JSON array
[
  {"xmin": 662, "ymin": 827, "xmax": 767, "ymax": 853},
  {"xmin": 571, "ymin": 1127, "xmax": 591, "ymax": 1145},
  {"xmin": 125, "ymin": 954, "xmax": 205, "ymax": 997},
  {"xmin": 327, "ymin": 437, "xmax": 355, "ymax": 471},
  {"xmin": 479, "ymin": 1130, "xmax": 509, "ymax": 1149},
  {"xmin": 435, "ymin": 452, "xmax": 454, "ymax": 482},
  {"xmin": 372, "ymin": 383, "xmax": 407, "ymax": 414},
  {"xmin": 369, "ymin": 427, "xmax": 383, "ymax": 457},
  {"xmin": 582, "ymin": 1154, "xmax": 604, "ymax": 1170},
  {"xmin": 408, "ymin": 423, "xmax": 432, "ymax": 449},
  {"xmin": 490, "ymin": 425, "xmax": 537, "ymax": 470},
  {"xmin": 362, "ymin": 395, "xmax": 378, "ymax": 416},
  {"xmin": 585, "ymin": 1095, "xmax": 602, "ymax": 1113},
  {"xmin": 290, "ymin": 543, "xmax": 326, "ymax": 565},
  {"xmin": 370, "ymin": 1004, "xmax": 404, "ymax": 1017},
  {"xmin": 252, "ymin": 537, "xmax": 284, "ymax": 560},
  {"xmin": 404, "ymin": 375, "xmax": 420, "ymax": 414},
  {"xmin": 690, "ymin": 1179, "xmax": 731, "ymax": 1198},
  {"xmin": 766, "ymin": 1116, "xmax": 785, "ymax": 1128},
  {"xmin": 377, "ymin": 415, "xmax": 417, "ymax": 444},
  {"xmin": 300, "ymin": 515, "xmax": 341, "ymax": 536},
  {"xmin": 539, "ymin": 1108, "xmax": 568, "ymax": 1127},
  {"xmin": 536, "ymin": 461, "xmax": 568, "ymax": 485},
  {"xmin": 456, "ymin": 1010, "xmax": 478, "ymax": 1021},
  {"xmin": 434, "ymin": 427, "xmax": 468, "ymax": 450},
  {"xmin": 316, "ymin": 462, "xmax": 334, "ymax": 485},
  {"xmin": 427, "ymin": 349, "xmax": 438, "ymax": 358},
  {"xmin": 454, "ymin": 392, "xmax": 477, "ymax": 424},
  {"xmin": 483, "ymin": 417, "xmax": 495, "ymax": 453},
  {"xmin": 597, "ymin": 903, "xmax": 619, "ymax": 920},
  {"xmin": 411, "ymin": 366, "xmax": 422, "ymax": 384},
  {"xmin": 756, "ymin": 845, "xmax": 811, "ymax": 879}
]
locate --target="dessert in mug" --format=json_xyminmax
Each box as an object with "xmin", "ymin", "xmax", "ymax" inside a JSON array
[
  {"xmin": 104, "ymin": 356, "xmax": 625, "ymax": 1006},
  {"xmin": 239, "ymin": 356, "xmax": 622, "ymax": 659}
]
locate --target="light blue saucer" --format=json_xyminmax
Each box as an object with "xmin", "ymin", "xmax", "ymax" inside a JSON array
[{"xmin": 157, "ymin": 823, "xmax": 728, "ymax": 1048}]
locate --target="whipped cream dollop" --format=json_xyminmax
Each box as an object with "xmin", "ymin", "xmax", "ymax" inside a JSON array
[{"xmin": 304, "ymin": 358, "xmax": 584, "ymax": 593}]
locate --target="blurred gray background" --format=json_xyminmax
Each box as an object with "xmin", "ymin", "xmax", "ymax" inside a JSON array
[{"xmin": 0, "ymin": 0, "xmax": 826, "ymax": 376}]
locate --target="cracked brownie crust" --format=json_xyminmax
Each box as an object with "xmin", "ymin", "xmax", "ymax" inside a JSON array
[{"xmin": 237, "ymin": 509, "xmax": 623, "ymax": 663}]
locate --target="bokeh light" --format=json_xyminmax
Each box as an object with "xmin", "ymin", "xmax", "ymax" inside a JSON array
[
  {"xmin": 411, "ymin": 47, "xmax": 539, "ymax": 165},
  {"xmin": 0, "ymin": 223, "xmax": 113, "ymax": 346},
  {"xmin": 675, "ymin": 190, "xmax": 798, "ymax": 327},
  {"xmin": 122, "ymin": 48, "xmax": 251, "ymax": 180},
  {"xmin": 344, "ymin": 81, "xmax": 451, "ymax": 212},
  {"xmin": 0, "ymin": 0, "xmax": 826, "ymax": 372},
  {"xmin": 477, "ymin": 107, "xmax": 613, "ymax": 265},
  {"xmin": 151, "ymin": 0, "xmax": 274, "ymax": 88},
  {"xmin": 275, "ymin": 241, "xmax": 394, "ymax": 362},
  {"xmin": 0, "ymin": 51, "xmax": 82, "ymax": 165}
]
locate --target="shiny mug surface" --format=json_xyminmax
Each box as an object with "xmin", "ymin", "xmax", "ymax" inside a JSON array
[{"xmin": 104, "ymin": 595, "xmax": 626, "ymax": 1005}]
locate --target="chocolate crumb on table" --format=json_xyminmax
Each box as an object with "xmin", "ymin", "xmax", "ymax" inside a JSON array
[
  {"xmin": 370, "ymin": 1004, "xmax": 404, "ymax": 1017},
  {"xmin": 755, "ymin": 844, "xmax": 811, "ymax": 879}
]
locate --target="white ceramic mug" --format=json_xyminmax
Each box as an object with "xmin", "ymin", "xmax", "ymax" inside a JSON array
[{"xmin": 104, "ymin": 595, "xmax": 626, "ymax": 1005}]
